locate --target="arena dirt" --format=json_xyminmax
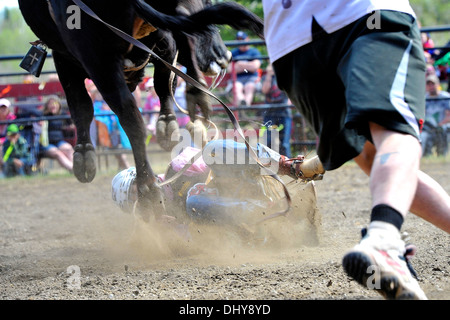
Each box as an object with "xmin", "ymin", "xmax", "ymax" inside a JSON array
[{"xmin": 0, "ymin": 159, "xmax": 448, "ymax": 300}]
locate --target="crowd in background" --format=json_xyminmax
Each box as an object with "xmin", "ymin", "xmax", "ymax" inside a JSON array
[
  {"xmin": 421, "ymin": 32, "xmax": 450, "ymax": 157},
  {"xmin": 0, "ymin": 95, "xmax": 76, "ymax": 178},
  {"xmin": 0, "ymin": 29, "xmax": 449, "ymax": 179},
  {"xmin": 0, "ymin": 64, "xmax": 190, "ymax": 179}
]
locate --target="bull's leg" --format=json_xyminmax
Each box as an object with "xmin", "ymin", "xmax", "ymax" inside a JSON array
[
  {"xmin": 178, "ymin": 37, "xmax": 211, "ymax": 148},
  {"xmin": 185, "ymin": 81, "xmax": 210, "ymax": 149},
  {"xmin": 149, "ymin": 34, "xmax": 181, "ymax": 152},
  {"xmin": 89, "ymin": 61, "xmax": 164, "ymax": 220},
  {"xmin": 178, "ymin": 36, "xmax": 212, "ymax": 121},
  {"xmin": 153, "ymin": 62, "xmax": 180, "ymax": 151},
  {"xmin": 139, "ymin": 30, "xmax": 181, "ymax": 151},
  {"xmin": 52, "ymin": 51, "xmax": 96, "ymax": 183}
]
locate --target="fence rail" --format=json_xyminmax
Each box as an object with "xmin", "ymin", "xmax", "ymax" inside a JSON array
[
  {"xmin": 2, "ymin": 97, "xmax": 449, "ymax": 126},
  {"xmin": 1, "ymin": 24, "xmax": 449, "ymax": 78},
  {"xmin": 1, "ymin": 25, "xmax": 449, "ymax": 170},
  {"xmin": 0, "ymin": 104, "xmax": 297, "ymax": 125}
]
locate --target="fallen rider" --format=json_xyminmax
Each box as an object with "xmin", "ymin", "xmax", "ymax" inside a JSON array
[{"xmin": 111, "ymin": 139, "xmax": 325, "ymax": 231}]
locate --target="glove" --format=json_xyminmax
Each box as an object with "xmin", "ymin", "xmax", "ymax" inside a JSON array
[{"xmin": 278, "ymin": 155, "xmax": 325, "ymax": 181}]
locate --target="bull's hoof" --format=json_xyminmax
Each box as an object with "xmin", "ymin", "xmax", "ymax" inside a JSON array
[
  {"xmin": 136, "ymin": 181, "xmax": 166, "ymax": 222},
  {"xmin": 156, "ymin": 114, "xmax": 180, "ymax": 151},
  {"xmin": 73, "ymin": 143, "xmax": 97, "ymax": 183},
  {"xmin": 185, "ymin": 119, "xmax": 208, "ymax": 148}
]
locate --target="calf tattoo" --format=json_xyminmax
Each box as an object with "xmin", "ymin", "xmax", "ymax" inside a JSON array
[{"xmin": 378, "ymin": 152, "xmax": 399, "ymax": 165}]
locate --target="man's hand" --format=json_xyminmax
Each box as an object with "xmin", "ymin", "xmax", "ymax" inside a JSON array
[{"xmin": 234, "ymin": 60, "xmax": 260, "ymax": 74}]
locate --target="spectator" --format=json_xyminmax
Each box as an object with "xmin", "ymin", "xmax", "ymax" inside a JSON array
[
  {"xmin": 92, "ymin": 90, "xmax": 131, "ymax": 170},
  {"xmin": 85, "ymin": 78, "xmax": 99, "ymax": 148},
  {"xmin": 421, "ymin": 75, "xmax": 450, "ymax": 156},
  {"xmin": 425, "ymin": 63, "xmax": 437, "ymax": 78},
  {"xmin": 174, "ymin": 65, "xmax": 190, "ymax": 128},
  {"xmin": 2, "ymin": 124, "xmax": 33, "ymax": 177},
  {"xmin": 39, "ymin": 97, "xmax": 74, "ymax": 172},
  {"xmin": 421, "ymin": 32, "xmax": 435, "ymax": 51},
  {"xmin": 229, "ymin": 31, "xmax": 262, "ymax": 109},
  {"xmin": 260, "ymin": 63, "xmax": 293, "ymax": 157},
  {"xmin": 0, "ymin": 98, "xmax": 16, "ymax": 146},
  {"xmin": 423, "ymin": 50, "xmax": 434, "ymax": 66},
  {"xmin": 143, "ymin": 77, "xmax": 160, "ymax": 135},
  {"xmin": 422, "ymin": 32, "xmax": 442, "ymax": 59},
  {"xmin": 14, "ymin": 101, "xmax": 44, "ymax": 171},
  {"xmin": 435, "ymin": 50, "xmax": 450, "ymax": 90}
]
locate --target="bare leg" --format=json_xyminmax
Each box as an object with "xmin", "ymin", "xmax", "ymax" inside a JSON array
[
  {"xmin": 244, "ymin": 82, "xmax": 256, "ymax": 106},
  {"xmin": 59, "ymin": 142, "xmax": 74, "ymax": 163},
  {"xmin": 354, "ymin": 127, "xmax": 450, "ymax": 233},
  {"xmin": 413, "ymin": 171, "xmax": 450, "ymax": 232},
  {"xmin": 45, "ymin": 148, "xmax": 73, "ymax": 171},
  {"xmin": 234, "ymin": 81, "xmax": 245, "ymax": 104},
  {"xmin": 367, "ymin": 122, "xmax": 420, "ymax": 216},
  {"xmin": 342, "ymin": 123, "xmax": 432, "ymax": 300}
]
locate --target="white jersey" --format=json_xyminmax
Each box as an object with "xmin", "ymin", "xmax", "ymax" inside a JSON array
[{"xmin": 263, "ymin": 0, "xmax": 416, "ymax": 63}]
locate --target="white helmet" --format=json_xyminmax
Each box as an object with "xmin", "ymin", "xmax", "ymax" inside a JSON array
[{"xmin": 111, "ymin": 167, "xmax": 138, "ymax": 213}]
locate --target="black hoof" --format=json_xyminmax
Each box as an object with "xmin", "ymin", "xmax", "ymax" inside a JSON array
[
  {"xmin": 156, "ymin": 114, "xmax": 180, "ymax": 151},
  {"xmin": 73, "ymin": 143, "xmax": 97, "ymax": 183},
  {"xmin": 136, "ymin": 182, "xmax": 166, "ymax": 221}
]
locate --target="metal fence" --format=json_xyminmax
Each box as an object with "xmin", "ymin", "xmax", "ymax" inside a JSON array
[{"xmin": 1, "ymin": 26, "xmax": 449, "ymax": 160}]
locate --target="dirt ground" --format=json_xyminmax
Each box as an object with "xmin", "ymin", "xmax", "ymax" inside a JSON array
[{"xmin": 0, "ymin": 156, "xmax": 448, "ymax": 301}]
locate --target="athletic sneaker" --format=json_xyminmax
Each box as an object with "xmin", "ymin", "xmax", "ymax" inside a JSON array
[{"xmin": 342, "ymin": 224, "xmax": 427, "ymax": 300}]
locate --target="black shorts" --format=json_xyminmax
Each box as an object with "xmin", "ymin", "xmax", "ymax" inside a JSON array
[{"xmin": 273, "ymin": 10, "xmax": 426, "ymax": 170}]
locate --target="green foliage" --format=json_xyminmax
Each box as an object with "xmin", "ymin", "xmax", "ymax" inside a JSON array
[
  {"xmin": 411, "ymin": 0, "xmax": 450, "ymax": 27},
  {"xmin": 213, "ymin": 1, "xmax": 267, "ymax": 67},
  {"xmin": 0, "ymin": 8, "xmax": 36, "ymax": 55},
  {"xmin": 0, "ymin": 1, "xmax": 448, "ymax": 75},
  {"xmin": 1, "ymin": 1, "xmax": 448, "ymax": 45},
  {"xmin": 410, "ymin": 0, "xmax": 450, "ymax": 45},
  {"xmin": 1, "ymin": 7, "xmax": 39, "ymax": 75},
  {"xmin": 0, "ymin": 7, "xmax": 55, "ymax": 80},
  {"xmin": 213, "ymin": 0, "xmax": 263, "ymax": 21},
  {"xmin": 214, "ymin": 0, "xmax": 263, "ymax": 41},
  {"xmin": 217, "ymin": 1, "xmax": 449, "ymax": 43}
]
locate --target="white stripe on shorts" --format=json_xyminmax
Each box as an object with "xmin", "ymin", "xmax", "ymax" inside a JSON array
[{"xmin": 389, "ymin": 40, "xmax": 420, "ymax": 137}]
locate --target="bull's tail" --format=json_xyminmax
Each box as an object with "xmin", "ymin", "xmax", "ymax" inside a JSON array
[
  {"xmin": 131, "ymin": 0, "xmax": 264, "ymax": 39},
  {"xmin": 131, "ymin": 0, "xmax": 202, "ymax": 34},
  {"xmin": 187, "ymin": 3, "xmax": 264, "ymax": 39}
]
